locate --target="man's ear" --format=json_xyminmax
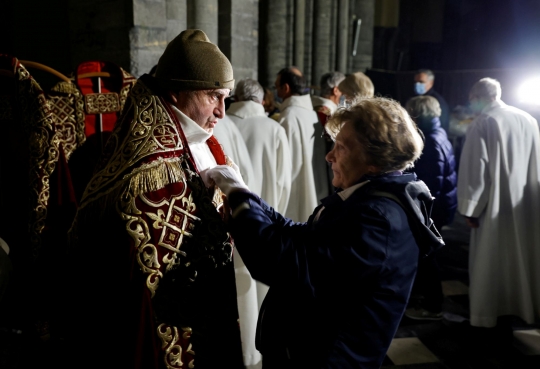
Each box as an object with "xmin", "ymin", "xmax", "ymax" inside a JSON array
[
  {"xmin": 332, "ymin": 86, "xmax": 340, "ymax": 96},
  {"xmin": 283, "ymin": 83, "xmax": 291, "ymax": 96},
  {"xmin": 166, "ymin": 91, "xmax": 178, "ymax": 105}
]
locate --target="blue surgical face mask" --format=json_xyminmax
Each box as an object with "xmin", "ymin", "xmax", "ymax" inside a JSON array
[
  {"xmin": 338, "ymin": 95, "xmax": 351, "ymax": 108},
  {"xmin": 414, "ymin": 82, "xmax": 426, "ymax": 95},
  {"xmin": 469, "ymin": 99, "xmax": 486, "ymax": 114}
]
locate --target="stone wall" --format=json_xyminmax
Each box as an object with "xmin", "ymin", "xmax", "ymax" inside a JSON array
[
  {"xmin": 68, "ymin": 0, "xmax": 133, "ymax": 73},
  {"xmin": 350, "ymin": 0, "xmax": 375, "ymax": 73},
  {"xmin": 5, "ymin": 0, "xmax": 375, "ymax": 84},
  {"xmin": 219, "ymin": 0, "xmax": 260, "ymax": 84}
]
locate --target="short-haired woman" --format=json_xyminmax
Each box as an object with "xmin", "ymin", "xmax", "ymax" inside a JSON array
[
  {"xmin": 204, "ymin": 97, "xmax": 443, "ymax": 369},
  {"xmin": 404, "ymin": 95, "xmax": 457, "ymax": 321},
  {"xmin": 337, "ymin": 71, "xmax": 375, "ymax": 104}
]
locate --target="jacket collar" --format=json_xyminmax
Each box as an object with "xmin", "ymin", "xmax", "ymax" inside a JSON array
[
  {"xmin": 417, "ymin": 116, "xmax": 441, "ymax": 133},
  {"xmin": 321, "ymin": 172, "xmax": 406, "ymax": 207},
  {"xmin": 227, "ymin": 100, "xmax": 266, "ymax": 119},
  {"xmin": 337, "ymin": 180, "xmax": 370, "ymax": 201},
  {"xmin": 311, "ymin": 96, "xmax": 338, "ymax": 114},
  {"xmin": 280, "ymin": 94, "xmax": 314, "ymax": 111},
  {"xmin": 170, "ymin": 105, "xmax": 212, "ymax": 144}
]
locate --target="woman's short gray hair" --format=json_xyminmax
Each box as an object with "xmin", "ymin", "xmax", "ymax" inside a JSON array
[
  {"xmin": 326, "ymin": 97, "xmax": 424, "ymax": 172},
  {"xmin": 235, "ymin": 78, "xmax": 264, "ymax": 103},
  {"xmin": 405, "ymin": 95, "xmax": 441, "ymax": 120},
  {"xmin": 469, "ymin": 77, "xmax": 502, "ymax": 101},
  {"xmin": 337, "ymin": 72, "xmax": 375, "ymax": 100}
]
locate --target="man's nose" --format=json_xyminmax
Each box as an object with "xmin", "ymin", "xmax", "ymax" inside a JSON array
[{"xmin": 215, "ymin": 102, "xmax": 225, "ymax": 119}]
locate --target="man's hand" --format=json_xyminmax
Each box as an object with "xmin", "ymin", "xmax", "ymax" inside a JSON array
[
  {"xmin": 464, "ymin": 216, "xmax": 479, "ymax": 228},
  {"xmin": 201, "ymin": 165, "xmax": 249, "ymax": 197}
]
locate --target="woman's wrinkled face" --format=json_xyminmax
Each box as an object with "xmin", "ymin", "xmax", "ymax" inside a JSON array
[{"xmin": 326, "ymin": 121, "xmax": 373, "ymax": 189}]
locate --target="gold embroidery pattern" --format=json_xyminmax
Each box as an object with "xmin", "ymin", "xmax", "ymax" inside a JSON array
[
  {"xmin": 119, "ymin": 68, "xmax": 136, "ymax": 113},
  {"xmin": 120, "ymin": 167, "xmax": 199, "ymax": 368},
  {"xmin": 121, "ymin": 175, "xmax": 200, "ymax": 297},
  {"xmin": 80, "ymin": 81, "xmax": 184, "ymax": 209},
  {"xmin": 84, "ymin": 92, "xmax": 120, "ymax": 114},
  {"xmin": 157, "ymin": 324, "xmax": 195, "ymax": 369},
  {"xmin": 144, "ymin": 193, "xmax": 200, "ymax": 273},
  {"xmin": 49, "ymin": 81, "xmax": 86, "ymax": 160},
  {"xmin": 15, "ymin": 61, "xmax": 61, "ymax": 258}
]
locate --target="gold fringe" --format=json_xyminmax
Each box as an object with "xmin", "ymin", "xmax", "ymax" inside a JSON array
[
  {"xmin": 50, "ymin": 81, "xmax": 79, "ymax": 94},
  {"xmin": 71, "ymin": 156, "xmax": 189, "ymax": 244},
  {"xmin": 125, "ymin": 156, "xmax": 187, "ymax": 199}
]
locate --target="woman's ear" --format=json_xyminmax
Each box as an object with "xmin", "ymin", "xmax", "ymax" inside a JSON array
[{"xmin": 367, "ymin": 165, "xmax": 380, "ymax": 175}]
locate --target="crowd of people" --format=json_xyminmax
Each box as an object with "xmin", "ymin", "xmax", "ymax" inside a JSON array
[{"xmin": 2, "ymin": 28, "xmax": 540, "ymax": 369}]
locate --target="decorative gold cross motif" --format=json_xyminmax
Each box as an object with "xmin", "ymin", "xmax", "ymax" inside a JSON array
[{"xmin": 146, "ymin": 193, "xmax": 200, "ymax": 262}]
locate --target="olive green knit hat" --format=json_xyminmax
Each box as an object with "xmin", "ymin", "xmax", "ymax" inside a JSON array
[{"xmin": 155, "ymin": 29, "xmax": 234, "ymax": 90}]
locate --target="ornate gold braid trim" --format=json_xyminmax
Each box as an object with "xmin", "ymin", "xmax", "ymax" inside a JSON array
[
  {"xmin": 119, "ymin": 67, "xmax": 136, "ymax": 113},
  {"xmin": 79, "ymin": 80, "xmax": 183, "ymax": 210},
  {"xmin": 70, "ymin": 157, "xmax": 189, "ymax": 232},
  {"xmin": 15, "ymin": 61, "xmax": 61, "ymax": 259},
  {"xmin": 48, "ymin": 81, "xmax": 86, "ymax": 160},
  {"xmin": 157, "ymin": 324, "xmax": 195, "ymax": 369}
]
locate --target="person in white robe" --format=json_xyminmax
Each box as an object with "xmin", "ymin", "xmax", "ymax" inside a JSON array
[
  {"xmin": 457, "ymin": 77, "xmax": 540, "ymax": 328},
  {"xmin": 274, "ymin": 66, "xmax": 328, "ymax": 222},
  {"xmin": 228, "ymin": 79, "xmax": 292, "ymax": 214},
  {"xmin": 213, "ymin": 107, "xmax": 263, "ymax": 369},
  {"xmin": 213, "ymin": 114, "xmax": 260, "ymax": 196},
  {"xmin": 225, "ymin": 79, "xmax": 294, "ymax": 369}
]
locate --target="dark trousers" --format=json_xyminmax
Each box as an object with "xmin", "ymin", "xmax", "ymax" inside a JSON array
[{"xmin": 411, "ymin": 253, "xmax": 444, "ymax": 313}]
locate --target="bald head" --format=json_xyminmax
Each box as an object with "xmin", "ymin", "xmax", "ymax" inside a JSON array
[{"xmin": 290, "ymin": 66, "xmax": 303, "ymax": 77}]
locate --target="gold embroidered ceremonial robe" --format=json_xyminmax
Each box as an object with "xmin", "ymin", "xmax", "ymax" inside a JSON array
[{"xmin": 68, "ymin": 74, "xmax": 244, "ymax": 369}]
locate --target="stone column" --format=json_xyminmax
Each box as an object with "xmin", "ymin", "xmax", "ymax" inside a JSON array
[
  {"xmin": 187, "ymin": 0, "xmax": 219, "ymax": 44},
  {"xmin": 218, "ymin": 0, "xmax": 259, "ymax": 83},
  {"xmin": 166, "ymin": 0, "xmax": 187, "ymax": 42},
  {"xmin": 336, "ymin": 0, "xmax": 350, "ymax": 73},
  {"xmin": 311, "ymin": 0, "xmax": 333, "ymax": 88},
  {"xmin": 130, "ymin": 0, "xmax": 168, "ymax": 77},
  {"xmin": 294, "ymin": 0, "xmax": 306, "ymax": 72},
  {"xmin": 302, "ymin": 0, "xmax": 314, "ymax": 87},
  {"xmin": 350, "ymin": 0, "xmax": 375, "ymax": 72},
  {"xmin": 259, "ymin": 0, "xmax": 292, "ymax": 88}
]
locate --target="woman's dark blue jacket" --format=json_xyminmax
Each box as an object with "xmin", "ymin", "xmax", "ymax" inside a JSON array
[
  {"xmin": 227, "ymin": 173, "xmax": 443, "ymax": 369},
  {"xmin": 413, "ymin": 117, "xmax": 457, "ymax": 228}
]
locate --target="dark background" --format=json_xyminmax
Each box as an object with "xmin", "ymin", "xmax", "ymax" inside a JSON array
[
  {"xmin": 1, "ymin": 0, "xmax": 540, "ymax": 112},
  {"xmin": 369, "ymin": 0, "xmax": 540, "ymax": 113}
]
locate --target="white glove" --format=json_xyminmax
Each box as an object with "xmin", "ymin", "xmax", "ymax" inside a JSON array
[{"xmin": 202, "ymin": 165, "xmax": 249, "ymax": 196}]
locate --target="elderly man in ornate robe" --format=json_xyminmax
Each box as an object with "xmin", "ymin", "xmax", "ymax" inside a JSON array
[
  {"xmin": 68, "ymin": 30, "xmax": 245, "ymax": 369},
  {"xmin": 458, "ymin": 77, "xmax": 540, "ymax": 328}
]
